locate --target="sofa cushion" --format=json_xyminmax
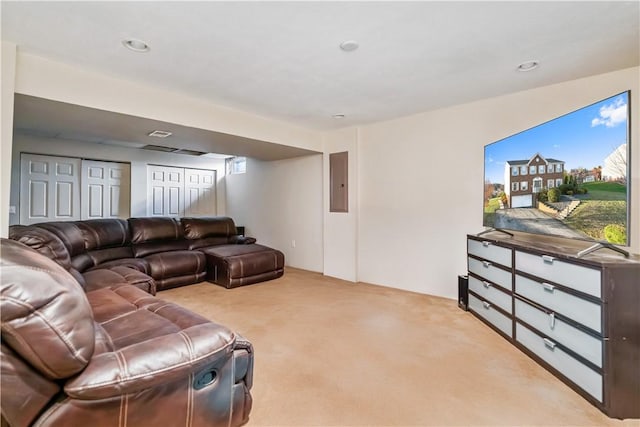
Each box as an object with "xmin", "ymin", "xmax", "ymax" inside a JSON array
[
  {"xmin": 129, "ymin": 217, "xmax": 184, "ymax": 243},
  {"xmin": 182, "ymin": 217, "xmax": 237, "ymax": 239},
  {"xmin": 0, "ymin": 239, "xmax": 94, "ymax": 379},
  {"xmin": 36, "ymin": 222, "xmax": 86, "ymax": 258},
  {"xmin": 86, "ymin": 257, "xmax": 150, "ymax": 274},
  {"xmin": 83, "ymin": 266, "xmax": 156, "ymax": 295},
  {"xmin": 37, "ymin": 221, "xmax": 95, "ymax": 273},
  {"xmin": 108, "ymin": 266, "xmax": 156, "ymax": 295},
  {"xmin": 76, "ymin": 219, "xmax": 131, "ymax": 249},
  {"xmin": 9, "ymin": 224, "xmax": 72, "ymax": 270},
  {"xmin": 77, "ymin": 219, "xmax": 138, "ymax": 267},
  {"xmin": 132, "ymin": 240, "xmax": 190, "ymax": 258},
  {"xmin": 129, "ymin": 217, "xmax": 190, "ymax": 257},
  {"xmin": 144, "ymin": 250, "xmax": 206, "ymax": 290},
  {"xmin": 0, "ymin": 343, "xmax": 60, "ymax": 427},
  {"xmin": 86, "ymin": 284, "xmax": 158, "ymax": 324}
]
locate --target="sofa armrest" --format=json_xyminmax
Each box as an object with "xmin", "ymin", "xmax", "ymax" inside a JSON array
[
  {"xmin": 229, "ymin": 235, "xmax": 257, "ymax": 245},
  {"xmin": 64, "ymin": 323, "xmax": 235, "ymax": 399}
]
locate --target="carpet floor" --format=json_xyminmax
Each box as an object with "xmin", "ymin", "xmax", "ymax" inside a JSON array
[{"xmin": 160, "ymin": 268, "xmax": 637, "ymax": 426}]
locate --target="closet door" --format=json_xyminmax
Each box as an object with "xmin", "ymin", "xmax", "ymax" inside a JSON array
[
  {"xmin": 147, "ymin": 165, "xmax": 184, "ymax": 217},
  {"xmin": 81, "ymin": 160, "xmax": 131, "ymax": 220},
  {"xmin": 184, "ymin": 168, "xmax": 217, "ymax": 217},
  {"xmin": 20, "ymin": 154, "xmax": 81, "ymax": 224}
]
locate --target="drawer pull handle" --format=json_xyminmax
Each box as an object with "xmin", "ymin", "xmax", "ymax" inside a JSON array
[
  {"xmin": 482, "ymin": 301, "xmax": 491, "ymax": 310},
  {"xmin": 483, "ymin": 281, "xmax": 492, "ymax": 289},
  {"xmin": 482, "ymin": 241, "xmax": 491, "ymax": 247},
  {"xmin": 549, "ymin": 312, "xmax": 556, "ymax": 329},
  {"xmin": 542, "ymin": 283, "xmax": 555, "ymax": 293},
  {"xmin": 543, "ymin": 338, "xmax": 557, "ymax": 350},
  {"xmin": 542, "ymin": 255, "xmax": 555, "ymax": 264},
  {"xmin": 482, "ymin": 261, "xmax": 492, "ymax": 268}
]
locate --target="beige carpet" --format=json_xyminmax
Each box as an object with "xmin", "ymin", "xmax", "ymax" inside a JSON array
[{"xmin": 160, "ymin": 268, "xmax": 636, "ymax": 426}]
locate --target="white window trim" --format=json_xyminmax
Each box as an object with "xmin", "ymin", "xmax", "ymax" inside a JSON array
[{"xmin": 226, "ymin": 156, "xmax": 247, "ymax": 175}]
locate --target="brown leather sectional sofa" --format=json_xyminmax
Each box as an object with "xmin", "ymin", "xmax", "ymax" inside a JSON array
[
  {"xmin": 1, "ymin": 216, "xmax": 283, "ymax": 426},
  {"xmin": 9, "ymin": 216, "xmax": 285, "ymax": 292}
]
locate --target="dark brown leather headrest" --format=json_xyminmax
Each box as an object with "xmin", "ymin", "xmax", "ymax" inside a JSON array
[
  {"xmin": 129, "ymin": 217, "xmax": 184, "ymax": 243},
  {"xmin": 1, "ymin": 239, "xmax": 95, "ymax": 379},
  {"xmin": 182, "ymin": 217, "xmax": 237, "ymax": 239}
]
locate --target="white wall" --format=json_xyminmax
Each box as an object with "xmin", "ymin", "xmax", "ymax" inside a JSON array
[
  {"xmin": 225, "ymin": 155, "xmax": 323, "ymax": 272},
  {"xmin": 355, "ymin": 66, "xmax": 640, "ymax": 299},
  {"xmin": 10, "ymin": 134, "xmax": 226, "ymax": 222},
  {"xmin": 1, "ymin": 42, "xmax": 17, "ymax": 237},
  {"xmin": 323, "ymin": 128, "xmax": 359, "ymax": 281}
]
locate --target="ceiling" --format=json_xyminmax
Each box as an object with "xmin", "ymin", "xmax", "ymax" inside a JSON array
[{"xmin": 2, "ymin": 1, "xmax": 639, "ymax": 155}]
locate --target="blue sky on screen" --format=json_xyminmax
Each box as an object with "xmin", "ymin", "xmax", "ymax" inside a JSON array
[{"xmin": 484, "ymin": 92, "xmax": 629, "ymax": 184}]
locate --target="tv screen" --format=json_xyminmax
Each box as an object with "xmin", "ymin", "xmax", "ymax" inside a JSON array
[{"xmin": 483, "ymin": 91, "xmax": 631, "ymax": 246}]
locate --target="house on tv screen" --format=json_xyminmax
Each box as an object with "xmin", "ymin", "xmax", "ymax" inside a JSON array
[{"xmin": 504, "ymin": 153, "xmax": 565, "ymax": 208}]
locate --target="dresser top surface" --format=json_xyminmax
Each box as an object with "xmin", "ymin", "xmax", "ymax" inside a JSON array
[{"xmin": 468, "ymin": 231, "xmax": 640, "ymax": 268}]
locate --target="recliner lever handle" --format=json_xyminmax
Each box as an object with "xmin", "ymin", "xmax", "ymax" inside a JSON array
[{"xmin": 194, "ymin": 370, "xmax": 218, "ymax": 390}]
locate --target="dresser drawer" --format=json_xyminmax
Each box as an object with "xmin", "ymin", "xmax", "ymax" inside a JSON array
[
  {"xmin": 516, "ymin": 322, "xmax": 602, "ymax": 402},
  {"xmin": 469, "ymin": 275, "xmax": 512, "ymax": 313},
  {"xmin": 468, "ymin": 239, "xmax": 512, "ymax": 267},
  {"xmin": 468, "ymin": 257, "xmax": 512, "ymax": 291},
  {"xmin": 515, "ymin": 274, "xmax": 602, "ymax": 334},
  {"xmin": 515, "ymin": 251, "xmax": 601, "ymax": 298},
  {"xmin": 515, "ymin": 298, "xmax": 602, "ymax": 367},
  {"xmin": 469, "ymin": 293, "xmax": 512, "ymax": 338}
]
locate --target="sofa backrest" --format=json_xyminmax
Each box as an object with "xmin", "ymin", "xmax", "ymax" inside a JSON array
[
  {"xmin": 8, "ymin": 224, "xmax": 87, "ymax": 286},
  {"xmin": 182, "ymin": 217, "xmax": 238, "ymax": 249},
  {"xmin": 9, "ymin": 224, "xmax": 71, "ymax": 269},
  {"xmin": 76, "ymin": 219, "xmax": 135, "ymax": 265},
  {"xmin": 129, "ymin": 217, "xmax": 189, "ymax": 257},
  {"xmin": 0, "ymin": 239, "xmax": 95, "ymax": 379},
  {"xmin": 37, "ymin": 222, "xmax": 95, "ymax": 272}
]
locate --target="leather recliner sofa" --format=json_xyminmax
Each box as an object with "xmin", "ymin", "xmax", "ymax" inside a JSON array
[
  {"xmin": 0, "ymin": 238, "xmax": 253, "ymax": 427},
  {"xmin": 2, "ymin": 216, "xmax": 282, "ymax": 426},
  {"xmin": 9, "ymin": 216, "xmax": 284, "ymax": 292}
]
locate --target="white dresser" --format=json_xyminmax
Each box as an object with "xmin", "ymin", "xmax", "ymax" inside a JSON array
[{"xmin": 467, "ymin": 232, "xmax": 640, "ymax": 419}]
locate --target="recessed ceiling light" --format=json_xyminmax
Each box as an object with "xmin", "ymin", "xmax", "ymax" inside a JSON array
[
  {"xmin": 148, "ymin": 130, "xmax": 172, "ymax": 138},
  {"xmin": 332, "ymin": 114, "xmax": 346, "ymax": 119},
  {"xmin": 339, "ymin": 40, "xmax": 359, "ymax": 52},
  {"xmin": 122, "ymin": 39, "xmax": 150, "ymax": 53},
  {"xmin": 516, "ymin": 60, "xmax": 539, "ymax": 72}
]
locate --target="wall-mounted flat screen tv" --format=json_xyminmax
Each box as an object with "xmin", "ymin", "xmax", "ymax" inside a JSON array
[{"xmin": 483, "ymin": 91, "xmax": 631, "ymax": 246}]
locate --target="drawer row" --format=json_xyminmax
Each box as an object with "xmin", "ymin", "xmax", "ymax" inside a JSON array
[
  {"xmin": 468, "ymin": 239, "xmax": 602, "ymax": 298},
  {"xmin": 469, "ymin": 292, "xmax": 603, "ymax": 403},
  {"xmin": 469, "ymin": 279, "xmax": 603, "ymax": 366}
]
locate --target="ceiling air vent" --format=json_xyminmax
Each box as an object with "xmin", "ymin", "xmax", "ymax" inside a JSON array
[
  {"xmin": 173, "ymin": 149, "xmax": 206, "ymax": 156},
  {"xmin": 147, "ymin": 130, "xmax": 173, "ymax": 138},
  {"xmin": 142, "ymin": 144, "xmax": 177, "ymax": 152}
]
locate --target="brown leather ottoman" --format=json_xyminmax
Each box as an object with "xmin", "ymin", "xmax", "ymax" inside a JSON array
[{"xmin": 201, "ymin": 244, "xmax": 284, "ymax": 288}]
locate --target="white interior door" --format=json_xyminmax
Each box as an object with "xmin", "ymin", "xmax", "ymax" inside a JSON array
[
  {"xmin": 81, "ymin": 160, "xmax": 131, "ymax": 220},
  {"xmin": 184, "ymin": 168, "xmax": 217, "ymax": 217},
  {"xmin": 20, "ymin": 154, "xmax": 81, "ymax": 224},
  {"xmin": 147, "ymin": 165, "xmax": 184, "ymax": 217}
]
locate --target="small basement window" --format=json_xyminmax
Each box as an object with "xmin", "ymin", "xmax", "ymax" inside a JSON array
[{"xmin": 226, "ymin": 156, "xmax": 246, "ymax": 175}]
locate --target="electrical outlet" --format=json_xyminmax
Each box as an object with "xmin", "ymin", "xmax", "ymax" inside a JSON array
[
  {"xmin": 291, "ymin": 240, "xmax": 296, "ymax": 248},
  {"xmin": 8, "ymin": 206, "xmax": 16, "ymax": 214}
]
